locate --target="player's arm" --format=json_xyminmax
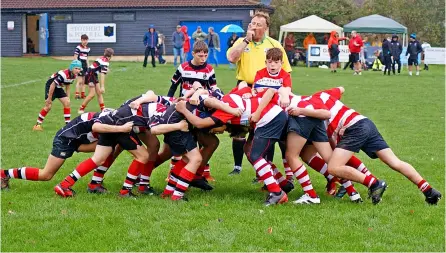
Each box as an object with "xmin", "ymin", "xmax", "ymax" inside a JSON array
[
  {"xmin": 100, "ymin": 73, "xmax": 106, "ymax": 93},
  {"xmin": 92, "ymin": 121, "xmax": 134, "ymax": 133},
  {"xmin": 251, "ymin": 88, "xmax": 276, "ymax": 123},
  {"xmin": 150, "ymin": 121, "xmax": 188, "ymax": 135},
  {"xmin": 203, "ymin": 97, "xmax": 243, "ymax": 116},
  {"xmin": 287, "ymin": 107, "xmax": 331, "ymax": 119},
  {"xmin": 128, "ymin": 90, "xmax": 158, "ymax": 109},
  {"xmin": 167, "ymin": 68, "xmax": 182, "ymax": 97},
  {"xmin": 73, "ymin": 47, "xmax": 79, "ymax": 60},
  {"xmin": 175, "ymin": 101, "xmax": 216, "ymax": 128},
  {"xmin": 46, "ymin": 81, "xmax": 57, "ymax": 102}
]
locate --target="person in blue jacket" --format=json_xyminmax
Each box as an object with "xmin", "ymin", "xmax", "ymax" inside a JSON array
[
  {"xmin": 390, "ymin": 34, "xmax": 403, "ymax": 75},
  {"xmin": 143, "ymin": 25, "xmax": 159, "ymax": 68},
  {"xmin": 405, "ymin": 33, "xmax": 422, "ymax": 76}
]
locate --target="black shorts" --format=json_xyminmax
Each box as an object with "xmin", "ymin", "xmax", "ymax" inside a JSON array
[
  {"xmin": 45, "ymin": 80, "xmax": 67, "ymax": 101},
  {"xmin": 78, "ymin": 61, "xmax": 88, "ymax": 76},
  {"xmin": 164, "ymin": 131, "xmax": 197, "ymax": 156},
  {"xmin": 336, "ymin": 118, "xmax": 389, "ymax": 159},
  {"xmin": 351, "ymin": 53, "xmax": 360, "ymax": 63},
  {"xmin": 255, "ymin": 111, "xmax": 287, "ymax": 140},
  {"xmin": 84, "ymin": 71, "xmax": 99, "ymax": 86},
  {"xmin": 97, "ymin": 132, "xmax": 142, "ymax": 151},
  {"xmin": 408, "ymin": 58, "xmax": 418, "ymax": 66},
  {"xmin": 287, "ymin": 116, "xmax": 328, "ymax": 142},
  {"xmin": 51, "ymin": 136, "xmax": 81, "ymax": 159}
]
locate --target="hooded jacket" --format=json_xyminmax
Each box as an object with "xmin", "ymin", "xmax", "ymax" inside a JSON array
[
  {"xmin": 382, "ymin": 39, "xmax": 391, "ymax": 56},
  {"xmin": 143, "ymin": 26, "xmax": 159, "ymax": 48},
  {"xmin": 328, "ymin": 31, "xmax": 346, "ymax": 56},
  {"xmin": 181, "ymin": 26, "xmax": 191, "ymax": 53},
  {"xmin": 390, "ymin": 35, "xmax": 403, "ymax": 59}
]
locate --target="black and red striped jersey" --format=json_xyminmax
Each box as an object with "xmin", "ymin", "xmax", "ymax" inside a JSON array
[
  {"xmin": 167, "ymin": 61, "xmax": 218, "ymax": 98},
  {"xmin": 87, "ymin": 56, "xmax": 110, "ymax": 75},
  {"xmin": 48, "ymin": 69, "xmax": 77, "ymax": 88},
  {"xmin": 56, "ymin": 111, "xmax": 108, "ymax": 144},
  {"xmin": 74, "ymin": 45, "xmax": 90, "ymax": 62}
]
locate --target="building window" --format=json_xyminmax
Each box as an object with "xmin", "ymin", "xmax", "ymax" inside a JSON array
[
  {"xmin": 51, "ymin": 14, "xmax": 72, "ymax": 21},
  {"xmin": 113, "ymin": 13, "xmax": 135, "ymax": 21}
]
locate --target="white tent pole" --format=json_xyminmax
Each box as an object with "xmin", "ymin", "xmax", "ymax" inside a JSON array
[{"xmin": 280, "ymin": 31, "xmax": 287, "ymax": 46}]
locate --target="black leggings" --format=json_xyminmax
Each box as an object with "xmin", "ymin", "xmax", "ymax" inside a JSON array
[{"xmin": 392, "ymin": 58, "xmax": 401, "ymax": 74}]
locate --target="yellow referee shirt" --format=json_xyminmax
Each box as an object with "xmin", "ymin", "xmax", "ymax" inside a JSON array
[{"xmin": 227, "ymin": 36, "xmax": 292, "ymax": 84}]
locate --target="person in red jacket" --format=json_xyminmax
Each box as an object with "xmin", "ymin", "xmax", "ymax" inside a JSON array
[
  {"xmin": 349, "ymin": 31, "xmax": 364, "ymax": 75},
  {"xmin": 327, "ymin": 31, "xmax": 348, "ymax": 73},
  {"xmin": 181, "ymin": 26, "xmax": 191, "ymax": 62}
]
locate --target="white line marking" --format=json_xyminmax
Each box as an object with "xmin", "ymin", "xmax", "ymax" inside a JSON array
[{"xmin": 1, "ymin": 79, "xmax": 42, "ymax": 88}]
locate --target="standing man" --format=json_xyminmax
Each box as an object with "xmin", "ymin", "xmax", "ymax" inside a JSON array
[
  {"xmin": 143, "ymin": 25, "xmax": 158, "ymax": 68},
  {"xmin": 349, "ymin": 31, "xmax": 363, "ymax": 75},
  {"xmin": 382, "ymin": 37, "xmax": 392, "ymax": 76},
  {"xmin": 207, "ymin": 27, "xmax": 220, "ymax": 67},
  {"xmin": 226, "ymin": 12, "xmax": 292, "ymax": 175},
  {"xmin": 192, "ymin": 26, "xmax": 207, "ymax": 42},
  {"xmin": 303, "ymin": 33, "xmax": 316, "ymax": 66},
  {"xmin": 328, "ymin": 31, "xmax": 348, "ymax": 73},
  {"xmin": 284, "ymin": 33, "xmax": 295, "ymax": 66},
  {"xmin": 172, "ymin": 25, "xmax": 185, "ymax": 68},
  {"xmin": 390, "ymin": 34, "xmax": 403, "ymax": 75},
  {"xmin": 227, "ymin": 33, "xmax": 239, "ymax": 69},
  {"xmin": 406, "ymin": 33, "xmax": 422, "ymax": 76}
]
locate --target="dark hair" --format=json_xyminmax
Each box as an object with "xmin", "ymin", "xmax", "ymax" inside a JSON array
[
  {"xmin": 81, "ymin": 34, "xmax": 89, "ymax": 40},
  {"xmin": 193, "ymin": 40, "xmax": 208, "ymax": 53},
  {"xmin": 253, "ymin": 12, "xmax": 270, "ymax": 27},
  {"xmin": 266, "ymin": 48, "xmax": 283, "ymax": 61},
  {"xmin": 104, "ymin": 48, "xmax": 114, "ymax": 57}
]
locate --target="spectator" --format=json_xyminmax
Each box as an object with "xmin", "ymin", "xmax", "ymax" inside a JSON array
[
  {"xmin": 328, "ymin": 30, "xmax": 348, "ymax": 73},
  {"xmin": 371, "ymin": 35, "xmax": 382, "ymax": 47},
  {"xmin": 421, "ymin": 41, "xmax": 431, "ymax": 70},
  {"xmin": 207, "ymin": 27, "xmax": 220, "ymax": 67},
  {"xmin": 349, "ymin": 31, "xmax": 363, "ymax": 75},
  {"xmin": 371, "ymin": 50, "xmax": 384, "ymax": 71},
  {"xmin": 227, "ymin": 33, "xmax": 239, "ymax": 69},
  {"xmin": 143, "ymin": 25, "xmax": 158, "ymax": 68},
  {"xmin": 157, "ymin": 33, "xmax": 166, "ymax": 64},
  {"xmin": 406, "ymin": 33, "xmax": 422, "ymax": 76},
  {"xmin": 303, "ymin": 32, "xmax": 316, "ymax": 66},
  {"xmin": 382, "ymin": 37, "xmax": 392, "ymax": 75},
  {"xmin": 192, "ymin": 26, "xmax": 207, "ymax": 42},
  {"xmin": 27, "ymin": 38, "xmax": 36, "ymax": 53},
  {"xmin": 181, "ymin": 26, "xmax": 191, "ymax": 62},
  {"xmin": 284, "ymin": 33, "xmax": 295, "ymax": 66},
  {"xmin": 390, "ymin": 34, "xmax": 402, "ymax": 74},
  {"xmin": 172, "ymin": 25, "xmax": 185, "ymax": 67},
  {"xmin": 322, "ymin": 34, "xmax": 329, "ymax": 44}
]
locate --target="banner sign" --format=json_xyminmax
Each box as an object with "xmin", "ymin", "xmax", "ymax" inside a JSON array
[
  {"xmin": 424, "ymin": 47, "xmax": 445, "ymax": 65},
  {"xmin": 308, "ymin": 44, "xmax": 350, "ymax": 62},
  {"xmin": 67, "ymin": 23, "xmax": 116, "ymax": 43}
]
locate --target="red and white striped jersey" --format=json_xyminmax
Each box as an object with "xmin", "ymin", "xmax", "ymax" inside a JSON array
[
  {"xmin": 88, "ymin": 56, "xmax": 109, "ymax": 75},
  {"xmin": 48, "ymin": 69, "xmax": 77, "ymax": 88},
  {"xmin": 212, "ymin": 89, "xmax": 283, "ymax": 129},
  {"xmin": 168, "ymin": 61, "xmax": 217, "ymax": 97},
  {"xmin": 311, "ymin": 88, "xmax": 366, "ymax": 144},
  {"xmin": 74, "ymin": 44, "xmax": 90, "ymax": 61}
]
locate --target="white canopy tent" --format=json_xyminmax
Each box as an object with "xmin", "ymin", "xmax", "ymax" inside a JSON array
[{"xmin": 278, "ymin": 15, "xmax": 344, "ymax": 43}]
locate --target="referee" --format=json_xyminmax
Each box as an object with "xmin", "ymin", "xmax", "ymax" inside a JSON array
[{"xmin": 226, "ymin": 12, "xmax": 292, "ymax": 175}]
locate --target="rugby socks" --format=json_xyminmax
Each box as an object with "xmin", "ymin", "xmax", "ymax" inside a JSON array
[
  {"xmin": 81, "ymin": 92, "xmax": 86, "ymax": 98},
  {"xmin": 340, "ymin": 179, "xmax": 357, "ymax": 196},
  {"xmin": 170, "ymin": 156, "xmax": 181, "ymax": 169},
  {"xmin": 417, "ymin": 179, "xmax": 432, "ymax": 193},
  {"xmin": 63, "ymin": 107, "xmax": 71, "ymax": 124},
  {"xmin": 283, "ymin": 159, "xmax": 293, "ymax": 181},
  {"xmin": 171, "ymin": 168, "xmax": 195, "ymax": 200},
  {"xmin": 362, "ymin": 175, "xmax": 377, "ymax": 188},
  {"xmin": 79, "ymin": 104, "xmax": 87, "ymax": 112},
  {"xmin": 270, "ymin": 162, "xmax": 287, "ymax": 187},
  {"xmin": 347, "ymin": 156, "xmax": 374, "ymax": 177},
  {"xmin": 195, "ymin": 165, "xmax": 205, "ymax": 179},
  {"xmin": 253, "ymin": 158, "xmax": 281, "ymax": 193},
  {"xmin": 162, "ymin": 159, "xmax": 186, "ymax": 197},
  {"xmin": 2, "ymin": 167, "xmax": 39, "ymax": 181},
  {"xmin": 75, "ymin": 92, "xmax": 80, "ymax": 98},
  {"xmin": 138, "ymin": 161, "xmax": 155, "ymax": 191},
  {"xmin": 36, "ymin": 108, "xmax": 48, "ymax": 125},
  {"xmin": 119, "ymin": 160, "xmax": 144, "ymax": 195},
  {"xmin": 88, "ymin": 154, "xmax": 114, "ymax": 189},
  {"xmin": 292, "ymin": 164, "xmax": 318, "ymax": 198},
  {"xmin": 232, "ymin": 138, "xmax": 245, "ymax": 167},
  {"xmin": 61, "ymin": 158, "xmax": 98, "ymax": 188},
  {"xmin": 99, "ymin": 103, "xmax": 105, "ymax": 111},
  {"xmin": 307, "ymin": 155, "xmax": 335, "ymax": 181}
]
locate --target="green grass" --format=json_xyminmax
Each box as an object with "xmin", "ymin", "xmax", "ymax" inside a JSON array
[{"xmin": 1, "ymin": 58, "xmax": 444, "ymax": 252}]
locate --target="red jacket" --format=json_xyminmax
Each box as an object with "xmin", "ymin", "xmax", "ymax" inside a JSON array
[
  {"xmin": 181, "ymin": 26, "xmax": 190, "ymax": 53},
  {"xmin": 349, "ymin": 35, "xmax": 363, "ymax": 53},
  {"xmin": 328, "ymin": 31, "xmax": 347, "ymax": 49}
]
